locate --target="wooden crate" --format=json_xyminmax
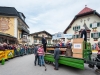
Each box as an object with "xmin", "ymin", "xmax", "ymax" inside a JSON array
[
  {"xmin": 60, "ymin": 48, "xmax": 66, "ymax": 51},
  {"xmin": 73, "ymin": 53, "xmax": 83, "ymax": 58},
  {"xmin": 47, "ymin": 48, "xmax": 54, "ymax": 50},
  {"xmin": 72, "ymin": 38, "xmax": 84, "ymax": 58},
  {"xmin": 72, "ymin": 49, "xmax": 83, "ymax": 53}
]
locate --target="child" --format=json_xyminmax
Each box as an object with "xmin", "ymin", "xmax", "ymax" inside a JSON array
[{"xmin": 37, "ymin": 44, "xmax": 45, "ymax": 66}]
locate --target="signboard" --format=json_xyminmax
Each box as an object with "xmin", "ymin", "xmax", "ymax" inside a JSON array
[
  {"xmin": 73, "ymin": 43, "xmax": 81, "ymax": 49},
  {"xmin": 52, "ymin": 32, "xmax": 64, "ymax": 40},
  {"xmin": 0, "ymin": 17, "xmax": 10, "ymax": 32},
  {"xmin": 64, "ymin": 34, "xmax": 73, "ymax": 39}
]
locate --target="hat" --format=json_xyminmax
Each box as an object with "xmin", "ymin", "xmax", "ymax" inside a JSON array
[{"xmin": 81, "ymin": 27, "xmax": 85, "ymax": 30}]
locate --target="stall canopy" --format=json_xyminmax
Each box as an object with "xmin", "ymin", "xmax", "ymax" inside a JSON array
[{"xmin": 52, "ymin": 32, "xmax": 73, "ymax": 40}]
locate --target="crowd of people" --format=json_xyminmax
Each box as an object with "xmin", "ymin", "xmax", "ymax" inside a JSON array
[{"xmin": 0, "ymin": 42, "xmax": 34, "ymax": 56}]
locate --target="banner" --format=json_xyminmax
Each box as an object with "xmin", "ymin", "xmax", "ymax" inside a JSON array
[{"xmin": 64, "ymin": 34, "xmax": 73, "ymax": 38}]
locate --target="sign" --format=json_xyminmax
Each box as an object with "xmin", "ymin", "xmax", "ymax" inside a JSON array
[
  {"xmin": 74, "ymin": 43, "xmax": 81, "ymax": 49},
  {"xmin": 64, "ymin": 34, "xmax": 73, "ymax": 38},
  {"xmin": 52, "ymin": 32, "xmax": 64, "ymax": 40},
  {"xmin": 0, "ymin": 18, "xmax": 11, "ymax": 32}
]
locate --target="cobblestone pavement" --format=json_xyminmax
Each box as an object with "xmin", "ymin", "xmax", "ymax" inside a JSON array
[{"xmin": 0, "ymin": 54, "xmax": 98, "ymax": 75}]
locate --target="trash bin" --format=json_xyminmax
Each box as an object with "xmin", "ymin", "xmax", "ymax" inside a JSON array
[{"xmin": 1, "ymin": 58, "xmax": 5, "ymax": 65}]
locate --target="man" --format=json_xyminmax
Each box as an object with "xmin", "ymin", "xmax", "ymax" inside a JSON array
[
  {"xmin": 34, "ymin": 44, "xmax": 39, "ymax": 66},
  {"xmin": 54, "ymin": 45, "xmax": 60, "ymax": 70},
  {"xmin": 80, "ymin": 27, "xmax": 87, "ymax": 42},
  {"xmin": 42, "ymin": 35, "xmax": 47, "ymax": 52},
  {"xmin": 80, "ymin": 26, "xmax": 87, "ymax": 50}
]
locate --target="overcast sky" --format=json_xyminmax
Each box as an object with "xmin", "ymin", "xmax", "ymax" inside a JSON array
[{"xmin": 0, "ymin": 0, "xmax": 100, "ymax": 34}]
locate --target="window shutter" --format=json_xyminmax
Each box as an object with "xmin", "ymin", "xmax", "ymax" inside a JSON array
[
  {"xmin": 91, "ymin": 33, "xmax": 93, "ymax": 38},
  {"xmin": 97, "ymin": 22, "xmax": 100, "ymax": 27},
  {"xmin": 99, "ymin": 32, "xmax": 100, "ymax": 38},
  {"xmin": 78, "ymin": 26, "xmax": 80, "ymax": 29},
  {"xmin": 73, "ymin": 27, "xmax": 74, "ymax": 30},
  {"xmin": 90, "ymin": 24, "xmax": 92, "ymax": 28},
  {"xmin": 77, "ymin": 26, "xmax": 78, "ymax": 29},
  {"xmin": 75, "ymin": 26, "xmax": 76, "ymax": 31}
]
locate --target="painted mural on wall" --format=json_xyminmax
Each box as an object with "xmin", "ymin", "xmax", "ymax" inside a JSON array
[{"xmin": 0, "ymin": 17, "xmax": 12, "ymax": 32}]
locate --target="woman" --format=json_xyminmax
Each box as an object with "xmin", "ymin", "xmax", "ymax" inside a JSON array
[{"xmin": 37, "ymin": 44, "xmax": 45, "ymax": 66}]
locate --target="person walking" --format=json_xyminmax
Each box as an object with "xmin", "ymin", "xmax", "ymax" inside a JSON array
[
  {"xmin": 54, "ymin": 45, "xmax": 60, "ymax": 70},
  {"xmin": 37, "ymin": 44, "xmax": 45, "ymax": 66},
  {"xmin": 34, "ymin": 44, "xmax": 39, "ymax": 66},
  {"xmin": 42, "ymin": 35, "xmax": 47, "ymax": 52}
]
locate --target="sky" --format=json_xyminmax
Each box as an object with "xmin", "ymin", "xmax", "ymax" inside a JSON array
[{"xmin": 0, "ymin": 0, "xmax": 100, "ymax": 34}]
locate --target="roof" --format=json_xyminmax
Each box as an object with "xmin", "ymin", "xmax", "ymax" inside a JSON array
[
  {"xmin": 78, "ymin": 7, "xmax": 93, "ymax": 15},
  {"xmin": 83, "ymin": 23, "xmax": 91, "ymax": 31},
  {"xmin": 0, "ymin": 6, "xmax": 29, "ymax": 28},
  {"xmin": 64, "ymin": 6, "xmax": 100, "ymax": 33},
  {"xmin": 29, "ymin": 30, "xmax": 52, "ymax": 36}
]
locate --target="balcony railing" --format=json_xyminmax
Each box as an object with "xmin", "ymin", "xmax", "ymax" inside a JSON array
[
  {"xmin": 34, "ymin": 36, "xmax": 52, "ymax": 39},
  {"xmin": 18, "ymin": 25, "xmax": 29, "ymax": 34}
]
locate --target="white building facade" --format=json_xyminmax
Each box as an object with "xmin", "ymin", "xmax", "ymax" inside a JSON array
[
  {"xmin": 64, "ymin": 6, "xmax": 100, "ymax": 45},
  {"xmin": 28, "ymin": 31, "xmax": 52, "ymax": 45}
]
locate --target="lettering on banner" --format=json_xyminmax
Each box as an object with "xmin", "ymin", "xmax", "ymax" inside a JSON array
[{"xmin": 74, "ymin": 43, "xmax": 81, "ymax": 49}]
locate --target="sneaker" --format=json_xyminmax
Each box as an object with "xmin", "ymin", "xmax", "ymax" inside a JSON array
[
  {"xmin": 34, "ymin": 64, "xmax": 36, "ymax": 66},
  {"xmin": 54, "ymin": 68, "xmax": 58, "ymax": 70}
]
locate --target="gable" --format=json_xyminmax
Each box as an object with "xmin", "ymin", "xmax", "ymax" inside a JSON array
[{"xmin": 66, "ymin": 14, "xmax": 100, "ymax": 34}]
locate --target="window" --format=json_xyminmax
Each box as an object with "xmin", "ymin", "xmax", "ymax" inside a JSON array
[
  {"xmin": 94, "ymin": 33, "xmax": 98, "ymax": 38},
  {"xmin": 34, "ymin": 39, "xmax": 37, "ymax": 43},
  {"xmin": 73, "ymin": 35, "xmax": 79, "ymax": 39},
  {"xmin": 73, "ymin": 26, "xmax": 80, "ymax": 31},
  {"xmin": 87, "ymin": 33, "xmax": 90, "ymax": 38},
  {"xmin": 48, "ymin": 40, "xmax": 51, "ymax": 44},
  {"xmin": 39, "ymin": 39, "xmax": 41, "ymax": 43},
  {"xmin": 19, "ymin": 33, "xmax": 22, "ymax": 39}
]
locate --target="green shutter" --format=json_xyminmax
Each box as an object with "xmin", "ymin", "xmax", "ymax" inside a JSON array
[
  {"xmin": 91, "ymin": 33, "xmax": 93, "ymax": 38},
  {"xmin": 75, "ymin": 27, "xmax": 76, "ymax": 31},
  {"xmin": 78, "ymin": 26, "xmax": 80, "ymax": 29},
  {"xmin": 97, "ymin": 22, "xmax": 100, "ymax": 27},
  {"xmin": 77, "ymin": 26, "xmax": 78, "ymax": 30},
  {"xmin": 73, "ymin": 27, "xmax": 74, "ymax": 30},
  {"xmin": 99, "ymin": 32, "xmax": 100, "ymax": 38},
  {"xmin": 90, "ymin": 24, "xmax": 92, "ymax": 28},
  {"xmin": 76, "ymin": 35, "xmax": 78, "ymax": 38}
]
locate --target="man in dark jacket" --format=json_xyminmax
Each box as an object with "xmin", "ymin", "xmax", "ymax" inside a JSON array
[
  {"xmin": 80, "ymin": 27, "xmax": 87, "ymax": 42},
  {"xmin": 42, "ymin": 35, "xmax": 47, "ymax": 52},
  {"xmin": 34, "ymin": 44, "xmax": 39, "ymax": 66},
  {"xmin": 54, "ymin": 45, "xmax": 60, "ymax": 70},
  {"xmin": 80, "ymin": 27, "xmax": 87, "ymax": 49}
]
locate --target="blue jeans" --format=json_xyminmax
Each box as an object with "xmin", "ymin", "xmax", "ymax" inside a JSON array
[{"xmin": 39, "ymin": 55, "xmax": 44, "ymax": 66}]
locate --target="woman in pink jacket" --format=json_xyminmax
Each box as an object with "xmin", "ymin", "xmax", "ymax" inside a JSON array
[{"xmin": 37, "ymin": 44, "xmax": 45, "ymax": 66}]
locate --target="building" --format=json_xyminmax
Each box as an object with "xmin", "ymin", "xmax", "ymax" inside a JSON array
[
  {"xmin": 0, "ymin": 6, "xmax": 29, "ymax": 44},
  {"xmin": 64, "ymin": 6, "xmax": 100, "ymax": 44},
  {"xmin": 28, "ymin": 31, "xmax": 52, "ymax": 45}
]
